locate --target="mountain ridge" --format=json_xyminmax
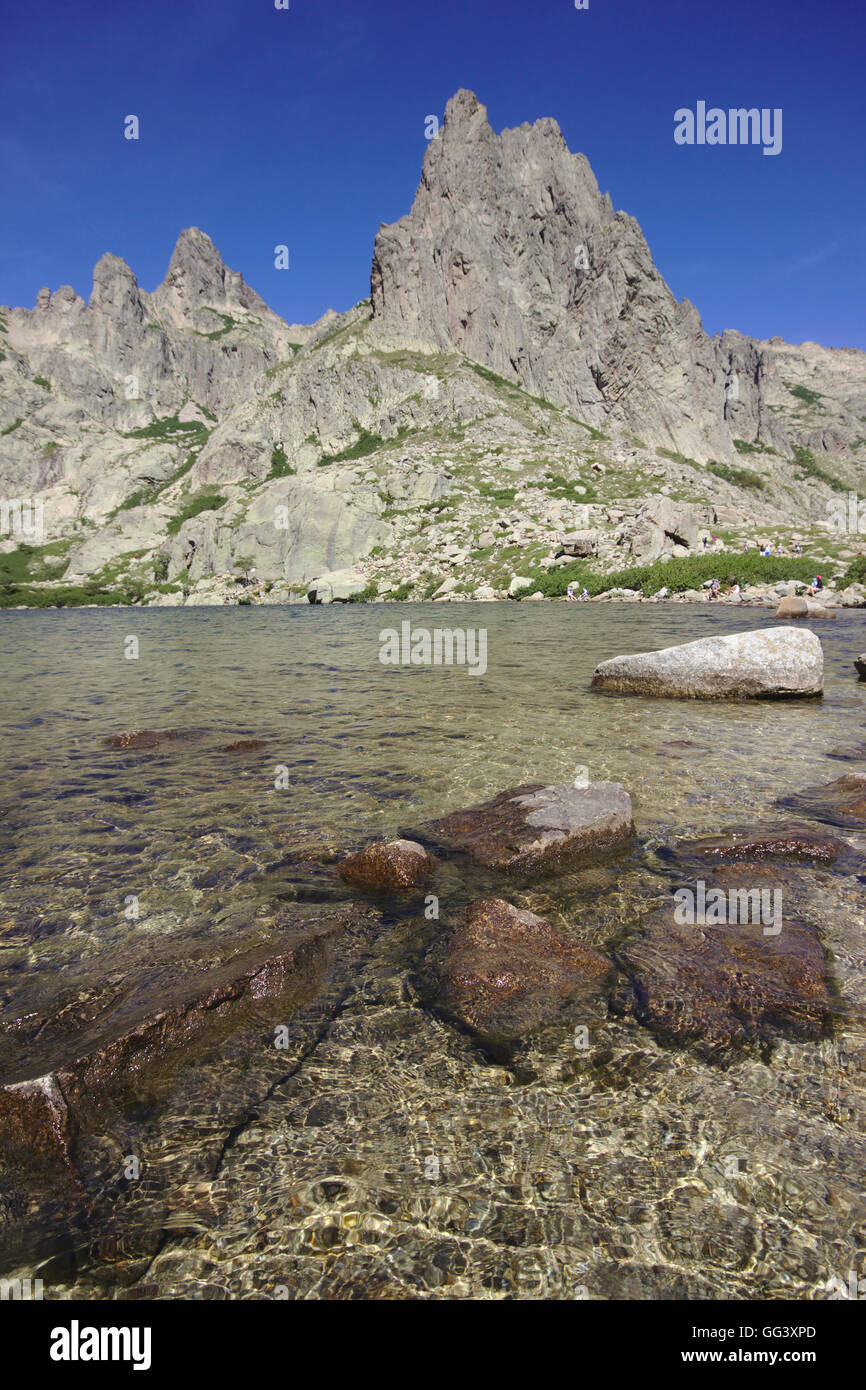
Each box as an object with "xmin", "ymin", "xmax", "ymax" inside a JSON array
[{"xmin": 1, "ymin": 89, "xmax": 864, "ymax": 606}]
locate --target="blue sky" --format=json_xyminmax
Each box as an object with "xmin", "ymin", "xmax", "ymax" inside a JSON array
[{"xmin": 1, "ymin": 0, "xmax": 864, "ymax": 347}]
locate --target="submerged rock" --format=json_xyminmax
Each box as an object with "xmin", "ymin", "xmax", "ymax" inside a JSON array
[
  {"xmin": 338, "ymin": 838, "xmax": 438, "ymax": 890},
  {"xmin": 674, "ymin": 826, "xmax": 846, "ymax": 865},
  {"xmin": 0, "ymin": 903, "xmax": 363, "ymax": 1177},
  {"xmin": 428, "ymin": 897, "xmax": 610, "ymax": 1048},
  {"xmin": 616, "ymin": 907, "xmax": 834, "ymax": 1059},
  {"xmin": 591, "ymin": 627, "xmax": 823, "ymax": 699},
  {"xmin": 855, "ymin": 653, "xmax": 866, "ymax": 680},
  {"xmin": 779, "ymin": 770, "xmax": 866, "ymax": 827},
  {"xmin": 418, "ymin": 781, "xmax": 634, "ymax": 876},
  {"xmin": 0, "ymin": 1073, "xmax": 77, "ymax": 1175},
  {"xmin": 103, "ymin": 729, "xmax": 197, "ymax": 750}
]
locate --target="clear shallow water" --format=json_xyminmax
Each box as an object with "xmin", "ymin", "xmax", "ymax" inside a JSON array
[{"xmin": 1, "ymin": 603, "xmax": 865, "ymax": 1299}]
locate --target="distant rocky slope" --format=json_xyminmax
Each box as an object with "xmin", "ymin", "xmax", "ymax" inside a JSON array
[{"xmin": 1, "ymin": 90, "xmax": 864, "ymax": 606}]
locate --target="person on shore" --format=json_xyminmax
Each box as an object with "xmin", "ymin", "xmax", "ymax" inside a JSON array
[
  {"xmin": 566, "ymin": 582, "xmax": 577, "ymax": 601},
  {"xmin": 708, "ymin": 577, "xmax": 720, "ymax": 600},
  {"xmin": 579, "ymin": 587, "xmax": 589, "ymax": 601},
  {"xmin": 807, "ymin": 574, "xmax": 823, "ymax": 596},
  {"xmin": 730, "ymin": 582, "xmax": 741, "ymax": 601}
]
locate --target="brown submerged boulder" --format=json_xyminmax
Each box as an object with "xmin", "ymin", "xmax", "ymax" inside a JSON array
[
  {"xmin": 430, "ymin": 898, "xmax": 611, "ymax": 1048},
  {"xmin": 616, "ymin": 907, "xmax": 834, "ymax": 1059},
  {"xmin": 779, "ymin": 770, "xmax": 866, "ymax": 827},
  {"xmin": 0, "ymin": 1073, "xmax": 78, "ymax": 1175},
  {"xmin": 338, "ymin": 839, "xmax": 438, "ymax": 890},
  {"xmin": 0, "ymin": 904, "xmax": 361, "ymax": 1177},
  {"xmin": 418, "ymin": 782, "xmax": 634, "ymax": 876},
  {"xmin": 103, "ymin": 729, "xmax": 196, "ymax": 750},
  {"xmin": 675, "ymin": 826, "xmax": 846, "ymax": 865}
]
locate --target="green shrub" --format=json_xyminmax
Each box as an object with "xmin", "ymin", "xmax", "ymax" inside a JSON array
[
  {"xmin": 788, "ymin": 384, "xmax": 822, "ymax": 407},
  {"xmin": 1, "ymin": 416, "xmax": 23, "ymax": 435},
  {"xmin": 33, "ymin": 375, "xmax": 50, "ymax": 389},
  {"xmin": 318, "ymin": 424, "xmax": 411, "ymax": 466},
  {"xmin": 0, "ymin": 578, "xmax": 146, "ymax": 608},
  {"xmin": 117, "ymin": 451, "xmax": 200, "ymax": 512},
  {"xmin": 193, "ymin": 310, "xmax": 237, "ymax": 340},
  {"xmin": 844, "ymin": 555, "xmax": 866, "ymax": 587},
  {"xmin": 791, "ymin": 445, "xmax": 847, "ymax": 492},
  {"xmin": 733, "ymin": 438, "xmax": 773, "ymax": 455},
  {"xmin": 345, "ymin": 581, "xmax": 379, "ymax": 603},
  {"xmin": 267, "ymin": 443, "xmax": 295, "ymax": 478},
  {"xmin": 659, "ymin": 448, "xmax": 699, "ymax": 468},
  {"xmin": 166, "ymin": 489, "xmax": 227, "ymax": 535},
  {"xmin": 124, "ymin": 416, "xmax": 209, "ymax": 442},
  {"xmin": 707, "ymin": 460, "xmax": 765, "ymax": 491},
  {"xmin": 520, "ymin": 551, "xmax": 823, "ymax": 600}
]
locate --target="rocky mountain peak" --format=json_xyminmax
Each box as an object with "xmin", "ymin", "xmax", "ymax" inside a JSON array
[
  {"xmin": 152, "ymin": 226, "xmax": 272, "ymax": 324},
  {"xmin": 371, "ymin": 88, "xmax": 736, "ymax": 458},
  {"xmin": 88, "ymin": 252, "xmax": 142, "ymax": 316}
]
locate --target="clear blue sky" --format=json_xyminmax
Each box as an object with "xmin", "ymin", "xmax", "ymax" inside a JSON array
[{"xmin": 2, "ymin": 0, "xmax": 864, "ymax": 347}]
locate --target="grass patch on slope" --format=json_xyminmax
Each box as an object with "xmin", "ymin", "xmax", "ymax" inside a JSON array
[
  {"xmin": 518, "ymin": 552, "xmax": 829, "ymax": 600},
  {"xmin": 0, "ymin": 541, "xmax": 72, "ymax": 585},
  {"xmin": 318, "ymin": 423, "xmax": 413, "ymax": 466},
  {"xmin": 166, "ymin": 488, "xmax": 227, "ymax": 535},
  {"xmin": 791, "ymin": 444, "xmax": 847, "ymax": 493},
  {"xmin": 707, "ymin": 460, "xmax": 765, "ymax": 492},
  {"xmin": 123, "ymin": 415, "xmax": 209, "ymax": 443}
]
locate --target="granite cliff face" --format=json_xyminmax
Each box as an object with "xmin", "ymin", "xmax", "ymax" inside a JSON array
[
  {"xmin": 370, "ymin": 90, "xmax": 806, "ymax": 462},
  {"xmin": 1, "ymin": 91, "xmax": 864, "ymax": 604},
  {"xmin": 371, "ymin": 90, "xmax": 730, "ymax": 459}
]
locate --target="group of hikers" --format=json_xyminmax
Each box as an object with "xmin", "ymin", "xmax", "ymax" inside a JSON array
[
  {"xmin": 707, "ymin": 574, "xmax": 823, "ymax": 600},
  {"xmin": 751, "ymin": 541, "xmax": 803, "ymax": 556}
]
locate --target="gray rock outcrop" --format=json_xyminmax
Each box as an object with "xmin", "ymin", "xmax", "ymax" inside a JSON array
[{"xmin": 591, "ymin": 626, "xmax": 824, "ymax": 699}]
